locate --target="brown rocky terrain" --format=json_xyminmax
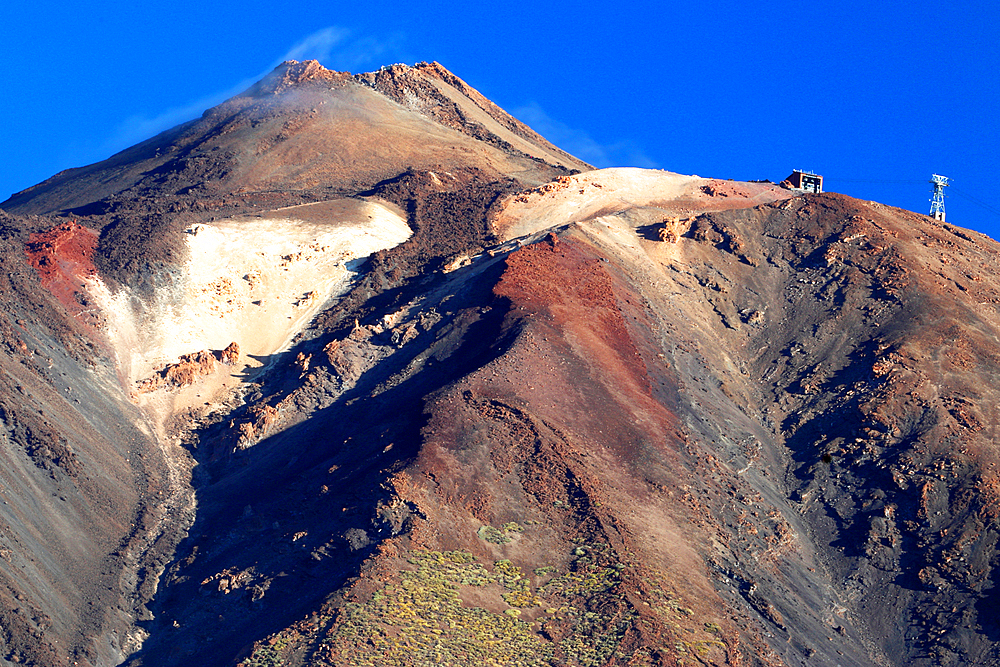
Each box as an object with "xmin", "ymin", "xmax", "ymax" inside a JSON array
[
  {"xmin": 0, "ymin": 59, "xmax": 998, "ymax": 667},
  {"xmin": 135, "ymin": 343, "xmax": 239, "ymax": 394}
]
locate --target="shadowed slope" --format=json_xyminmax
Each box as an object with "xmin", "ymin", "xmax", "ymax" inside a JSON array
[{"xmin": 0, "ymin": 211, "xmax": 186, "ymax": 666}]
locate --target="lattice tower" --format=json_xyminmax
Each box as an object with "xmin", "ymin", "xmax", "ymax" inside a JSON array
[{"xmin": 930, "ymin": 174, "xmax": 950, "ymax": 221}]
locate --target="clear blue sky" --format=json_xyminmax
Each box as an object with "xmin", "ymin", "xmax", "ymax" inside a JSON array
[{"xmin": 3, "ymin": 1, "xmax": 998, "ymax": 236}]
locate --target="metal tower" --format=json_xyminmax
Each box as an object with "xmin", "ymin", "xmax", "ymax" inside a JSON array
[{"xmin": 929, "ymin": 174, "xmax": 950, "ymax": 221}]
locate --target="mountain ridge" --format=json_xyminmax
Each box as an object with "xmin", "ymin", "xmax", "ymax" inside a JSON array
[{"xmin": 0, "ymin": 61, "xmax": 998, "ymax": 667}]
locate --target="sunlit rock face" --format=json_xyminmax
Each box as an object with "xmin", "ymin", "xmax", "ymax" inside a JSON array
[{"xmin": 91, "ymin": 199, "xmax": 411, "ymax": 381}]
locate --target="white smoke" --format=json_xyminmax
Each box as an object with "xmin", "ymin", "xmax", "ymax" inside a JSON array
[
  {"xmin": 280, "ymin": 27, "xmax": 408, "ymax": 72},
  {"xmin": 97, "ymin": 27, "xmax": 409, "ymax": 159},
  {"xmin": 512, "ymin": 101, "xmax": 660, "ymax": 170},
  {"xmin": 98, "ymin": 81, "xmax": 254, "ymax": 156},
  {"xmin": 280, "ymin": 27, "xmax": 351, "ymax": 64}
]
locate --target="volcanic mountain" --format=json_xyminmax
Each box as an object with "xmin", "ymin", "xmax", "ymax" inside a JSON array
[{"xmin": 1, "ymin": 59, "xmax": 999, "ymax": 667}]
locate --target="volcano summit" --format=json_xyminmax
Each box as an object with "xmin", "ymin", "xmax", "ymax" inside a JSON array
[{"xmin": 1, "ymin": 60, "xmax": 999, "ymax": 667}]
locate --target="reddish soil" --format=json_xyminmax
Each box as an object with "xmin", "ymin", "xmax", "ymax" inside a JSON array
[
  {"xmin": 24, "ymin": 220, "xmax": 101, "ymax": 326},
  {"xmin": 0, "ymin": 212, "xmax": 179, "ymax": 667}
]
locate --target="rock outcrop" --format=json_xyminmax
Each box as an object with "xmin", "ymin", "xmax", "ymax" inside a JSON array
[{"xmin": 135, "ymin": 343, "xmax": 240, "ymax": 394}]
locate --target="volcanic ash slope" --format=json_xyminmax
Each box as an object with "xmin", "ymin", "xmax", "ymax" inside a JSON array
[
  {"xmin": 209, "ymin": 169, "xmax": 1000, "ymax": 667},
  {"xmin": 6, "ymin": 60, "xmax": 1000, "ymax": 667}
]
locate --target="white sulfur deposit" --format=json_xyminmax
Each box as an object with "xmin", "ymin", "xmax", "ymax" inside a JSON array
[
  {"xmin": 89, "ymin": 198, "xmax": 411, "ymax": 388},
  {"xmin": 494, "ymin": 168, "xmax": 702, "ymax": 240}
]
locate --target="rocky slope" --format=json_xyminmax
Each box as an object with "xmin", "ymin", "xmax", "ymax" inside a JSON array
[{"xmin": 0, "ymin": 60, "xmax": 999, "ymax": 667}]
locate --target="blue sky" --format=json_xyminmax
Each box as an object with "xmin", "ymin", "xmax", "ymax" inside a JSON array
[{"xmin": 2, "ymin": 1, "xmax": 998, "ymax": 236}]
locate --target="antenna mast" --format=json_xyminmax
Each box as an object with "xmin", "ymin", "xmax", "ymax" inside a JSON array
[{"xmin": 929, "ymin": 174, "xmax": 950, "ymax": 221}]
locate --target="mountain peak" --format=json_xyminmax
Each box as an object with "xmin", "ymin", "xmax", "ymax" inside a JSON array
[
  {"xmin": 2, "ymin": 60, "xmax": 588, "ymax": 219},
  {"xmin": 247, "ymin": 59, "xmax": 351, "ymax": 95},
  {"xmin": 246, "ymin": 60, "xmax": 461, "ymax": 97}
]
